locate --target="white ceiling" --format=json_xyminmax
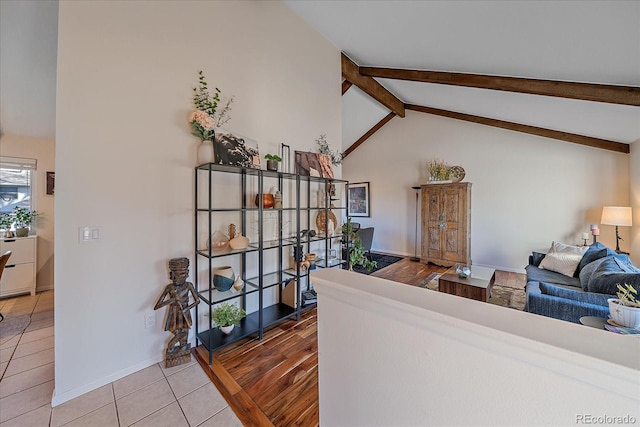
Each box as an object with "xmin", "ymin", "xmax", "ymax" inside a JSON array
[{"xmin": 284, "ymin": 0, "xmax": 640, "ymax": 151}]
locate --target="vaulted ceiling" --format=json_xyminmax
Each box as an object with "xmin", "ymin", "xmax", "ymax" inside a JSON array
[{"xmin": 284, "ymin": 0, "xmax": 640, "ymax": 155}]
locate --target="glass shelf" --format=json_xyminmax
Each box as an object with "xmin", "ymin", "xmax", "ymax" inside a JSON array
[{"xmin": 195, "ymin": 163, "xmax": 349, "ymax": 362}]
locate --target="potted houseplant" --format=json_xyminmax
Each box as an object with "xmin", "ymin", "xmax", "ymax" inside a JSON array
[
  {"xmin": 13, "ymin": 207, "xmax": 37, "ymax": 237},
  {"xmin": 0, "ymin": 212, "xmax": 14, "ymax": 238},
  {"xmin": 427, "ymin": 159, "xmax": 453, "ymax": 182},
  {"xmin": 341, "ymin": 219, "xmax": 377, "ymax": 272},
  {"xmin": 426, "ymin": 159, "xmax": 465, "ymax": 184},
  {"xmin": 264, "ymin": 154, "xmax": 282, "ymax": 171},
  {"xmin": 211, "ymin": 302, "xmax": 246, "ymax": 334},
  {"xmin": 608, "ymin": 283, "xmax": 640, "ymax": 329}
]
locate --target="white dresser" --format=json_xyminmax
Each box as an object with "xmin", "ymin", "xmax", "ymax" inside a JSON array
[{"xmin": 0, "ymin": 235, "xmax": 37, "ymax": 298}]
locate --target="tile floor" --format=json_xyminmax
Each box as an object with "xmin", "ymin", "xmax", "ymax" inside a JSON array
[{"xmin": 0, "ymin": 291, "xmax": 242, "ymax": 426}]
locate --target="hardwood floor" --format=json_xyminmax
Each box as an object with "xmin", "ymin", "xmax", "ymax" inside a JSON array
[
  {"xmin": 194, "ymin": 257, "xmax": 525, "ymax": 426},
  {"xmin": 195, "ymin": 309, "xmax": 319, "ymax": 426}
]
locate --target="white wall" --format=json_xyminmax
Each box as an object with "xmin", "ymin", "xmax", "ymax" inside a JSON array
[
  {"xmin": 0, "ymin": 0, "xmax": 57, "ymax": 139},
  {"xmin": 313, "ymin": 269, "xmax": 640, "ymax": 426},
  {"xmin": 343, "ymin": 111, "xmax": 630, "ymax": 271},
  {"xmin": 0, "ymin": 134, "xmax": 55, "ymax": 290},
  {"xmin": 54, "ymin": 0, "xmax": 340, "ymax": 405},
  {"xmin": 631, "ymin": 141, "xmax": 639, "ymax": 266}
]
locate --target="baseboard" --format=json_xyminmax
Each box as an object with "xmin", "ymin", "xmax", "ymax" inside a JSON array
[
  {"xmin": 372, "ymin": 249, "xmax": 412, "ymax": 258},
  {"xmin": 51, "ymin": 354, "xmax": 164, "ymax": 407}
]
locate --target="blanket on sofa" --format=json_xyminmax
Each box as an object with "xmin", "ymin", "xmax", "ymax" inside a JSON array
[{"xmin": 525, "ymin": 242, "xmax": 640, "ymax": 323}]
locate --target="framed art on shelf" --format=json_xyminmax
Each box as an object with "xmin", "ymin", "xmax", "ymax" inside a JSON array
[
  {"xmin": 213, "ymin": 130, "xmax": 260, "ymax": 169},
  {"xmin": 294, "ymin": 151, "xmax": 334, "ymax": 178},
  {"xmin": 348, "ymin": 182, "xmax": 370, "ymax": 217}
]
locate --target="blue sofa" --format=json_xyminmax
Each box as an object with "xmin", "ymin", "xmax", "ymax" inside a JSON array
[{"xmin": 525, "ymin": 243, "xmax": 640, "ymax": 323}]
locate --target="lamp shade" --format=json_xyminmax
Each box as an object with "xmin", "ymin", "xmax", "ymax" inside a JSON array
[{"xmin": 601, "ymin": 206, "xmax": 632, "ymax": 227}]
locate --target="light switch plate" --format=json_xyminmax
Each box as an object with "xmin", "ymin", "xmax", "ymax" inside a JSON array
[{"xmin": 79, "ymin": 226, "xmax": 101, "ymax": 243}]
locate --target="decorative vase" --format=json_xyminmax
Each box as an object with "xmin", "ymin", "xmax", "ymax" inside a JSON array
[
  {"xmin": 255, "ymin": 194, "xmax": 274, "ymax": 209},
  {"xmin": 15, "ymin": 227, "xmax": 29, "ymax": 237},
  {"xmin": 206, "ymin": 230, "xmax": 229, "ymax": 251},
  {"xmin": 220, "ymin": 325, "xmax": 234, "ymax": 335},
  {"xmin": 232, "ymin": 277, "xmax": 244, "ymax": 291},
  {"xmin": 197, "ymin": 139, "xmax": 215, "ymax": 165},
  {"xmin": 608, "ymin": 298, "xmax": 640, "ymax": 328},
  {"xmin": 229, "ymin": 235, "xmax": 249, "ymax": 250},
  {"xmin": 212, "ymin": 266, "xmax": 235, "ymax": 291}
]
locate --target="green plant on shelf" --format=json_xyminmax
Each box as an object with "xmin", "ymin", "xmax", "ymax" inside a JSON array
[
  {"xmin": 264, "ymin": 154, "xmax": 282, "ymax": 162},
  {"xmin": 211, "ymin": 303, "xmax": 246, "ymax": 327}
]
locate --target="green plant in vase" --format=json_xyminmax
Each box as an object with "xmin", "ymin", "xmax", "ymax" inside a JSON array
[
  {"xmin": 264, "ymin": 154, "xmax": 282, "ymax": 171},
  {"xmin": 427, "ymin": 159, "xmax": 452, "ymax": 181},
  {"xmin": 341, "ymin": 218, "xmax": 377, "ymax": 272},
  {"xmin": 0, "ymin": 212, "xmax": 14, "ymax": 237},
  {"xmin": 608, "ymin": 283, "xmax": 640, "ymax": 329},
  {"xmin": 211, "ymin": 302, "xmax": 246, "ymax": 334},
  {"xmin": 13, "ymin": 207, "xmax": 37, "ymax": 237}
]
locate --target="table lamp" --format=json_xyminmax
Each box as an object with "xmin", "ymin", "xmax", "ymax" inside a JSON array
[{"xmin": 600, "ymin": 206, "xmax": 632, "ymax": 254}]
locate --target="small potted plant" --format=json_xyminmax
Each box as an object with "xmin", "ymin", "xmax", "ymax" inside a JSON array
[
  {"xmin": 0, "ymin": 212, "xmax": 14, "ymax": 238},
  {"xmin": 13, "ymin": 206, "xmax": 38, "ymax": 237},
  {"xmin": 211, "ymin": 302, "xmax": 246, "ymax": 334},
  {"xmin": 608, "ymin": 283, "xmax": 640, "ymax": 329},
  {"xmin": 264, "ymin": 154, "xmax": 282, "ymax": 171}
]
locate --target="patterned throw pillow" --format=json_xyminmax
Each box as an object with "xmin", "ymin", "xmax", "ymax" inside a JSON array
[{"xmin": 539, "ymin": 241, "xmax": 589, "ymax": 277}]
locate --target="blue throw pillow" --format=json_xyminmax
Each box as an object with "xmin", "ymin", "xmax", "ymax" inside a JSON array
[
  {"xmin": 579, "ymin": 256, "xmax": 610, "ymax": 290},
  {"xmin": 574, "ymin": 243, "xmax": 609, "ymax": 277},
  {"xmin": 587, "ymin": 257, "xmax": 640, "ymax": 295}
]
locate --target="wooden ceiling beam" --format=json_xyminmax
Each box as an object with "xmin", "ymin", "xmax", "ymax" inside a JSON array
[
  {"xmin": 342, "ymin": 80, "xmax": 352, "ymax": 95},
  {"xmin": 343, "ymin": 112, "xmax": 396, "ymax": 158},
  {"xmin": 361, "ymin": 67, "xmax": 640, "ymax": 106},
  {"xmin": 341, "ymin": 53, "xmax": 405, "ymax": 117},
  {"xmin": 406, "ymin": 104, "xmax": 629, "ymax": 154}
]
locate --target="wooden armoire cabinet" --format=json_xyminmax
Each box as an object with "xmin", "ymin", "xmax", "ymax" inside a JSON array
[{"xmin": 420, "ymin": 182, "xmax": 471, "ymax": 267}]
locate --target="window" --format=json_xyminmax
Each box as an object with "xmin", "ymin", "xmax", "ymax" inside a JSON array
[{"xmin": 0, "ymin": 157, "xmax": 37, "ymax": 213}]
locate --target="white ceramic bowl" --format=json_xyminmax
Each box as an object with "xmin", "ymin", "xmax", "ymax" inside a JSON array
[{"xmin": 608, "ymin": 298, "xmax": 640, "ymax": 329}]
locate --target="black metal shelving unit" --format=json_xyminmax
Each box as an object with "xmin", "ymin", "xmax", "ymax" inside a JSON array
[{"xmin": 194, "ymin": 163, "xmax": 348, "ymax": 363}]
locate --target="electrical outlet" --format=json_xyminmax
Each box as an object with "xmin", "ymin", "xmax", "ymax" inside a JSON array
[{"xmin": 145, "ymin": 312, "xmax": 155, "ymax": 329}]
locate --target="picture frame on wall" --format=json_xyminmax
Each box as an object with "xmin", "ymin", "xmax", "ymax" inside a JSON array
[
  {"xmin": 348, "ymin": 182, "xmax": 370, "ymax": 217},
  {"xmin": 46, "ymin": 171, "xmax": 55, "ymax": 195}
]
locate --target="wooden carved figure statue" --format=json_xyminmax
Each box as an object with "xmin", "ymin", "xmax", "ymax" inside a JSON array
[{"xmin": 154, "ymin": 257, "xmax": 199, "ymax": 368}]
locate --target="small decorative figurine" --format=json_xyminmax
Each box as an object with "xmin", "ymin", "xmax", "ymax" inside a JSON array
[
  {"xmin": 154, "ymin": 257, "xmax": 199, "ymax": 368},
  {"xmin": 274, "ymin": 190, "xmax": 282, "ymax": 209}
]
